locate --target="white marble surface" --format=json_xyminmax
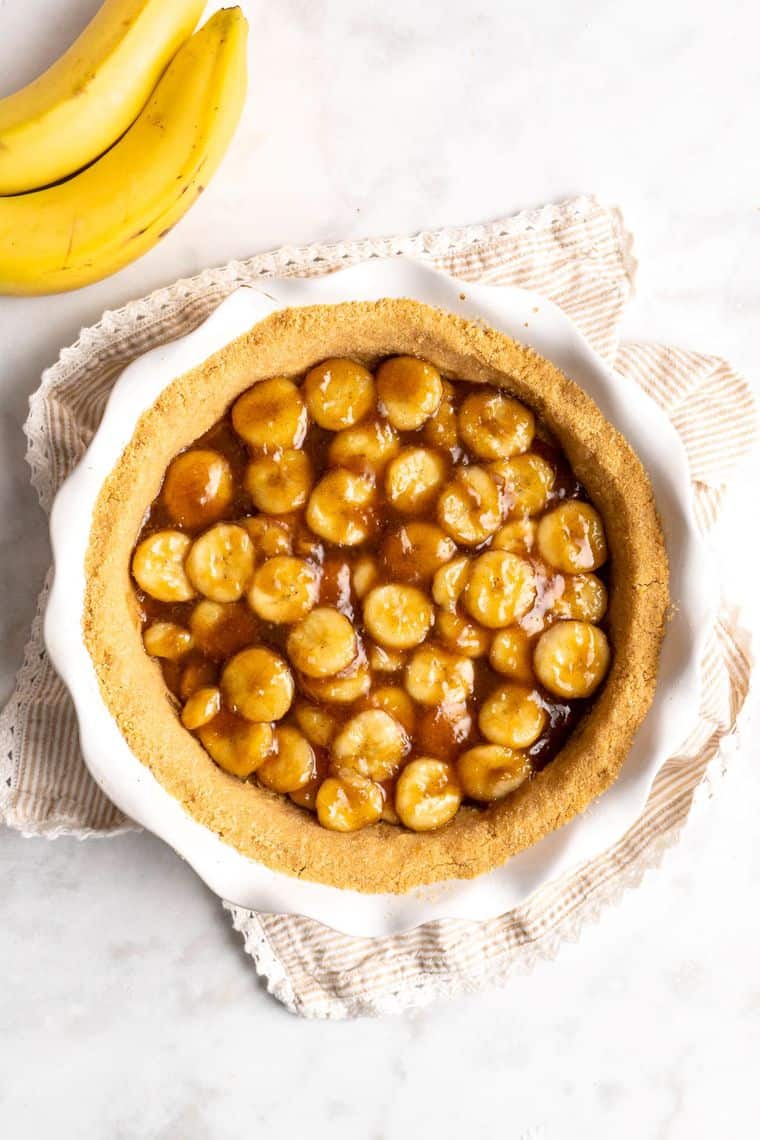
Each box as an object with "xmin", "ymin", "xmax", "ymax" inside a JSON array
[{"xmin": 1, "ymin": 0, "xmax": 759, "ymax": 1133}]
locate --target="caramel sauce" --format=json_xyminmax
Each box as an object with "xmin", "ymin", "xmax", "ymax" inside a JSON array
[{"xmin": 133, "ymin": 375, "xmax": 609, "ymax": 808}]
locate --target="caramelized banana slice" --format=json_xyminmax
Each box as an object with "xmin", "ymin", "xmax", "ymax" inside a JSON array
[
  {"xmin": 293, "ymin": 700, "xmax": 338, "ymax": 747},
  {"xmin": 416, "ymin": 702, "xmax": 473, "ymax": 761},
  {"xmin": 132, "ymin": 529, "xmax": 195, "ymax": 602},
  {"xmin": 458, "ymin": 744, "xmax": 530, "ymax": 802},
  {"xmin": 221, "ymin": 646, "xmax": 294, "ymax": 721},
  {"xmin": 432, "ymin": 555, "xmax": 471, "ymax": 611},
  {"xmin": 351, "ymin": 555, "xmax": 380, "ymax": 600},
  {"xmin": 303, "ymin": 358, "xmax": 376, "ymax": 430},
  {"xmin": 458, "ymin": 390, "xmax": 534, "ymax": 460},
  {"xmin": 536, "ymin": 501, "xmax": 608, "ymax": 573},
  {"xmin": 162, "ymin": 449, "xmax": 234, "ymax": 529},
  {"xmin": 368, "ymin": 644, "xmax": 407, "ymax": 673},
  {"xmin": 181, "ymin": 686, "xmax": 222, "ymax": 731},
  {"xmin": 198, "ymin": 709, "xmax": 274, "ymax": 778},
  {"xmin": 534, "ymin": 620, "xmax": 611, "ymax": 698},
  {"xmin": 437, "ymin": 465, "xmax": 503, "ymax": 546},
  {"xmin": 185, "ymin": 523, "xmax": 254, "ymax": 603},
  {"xmin": 463, "ymin": 550, "xmax": 536, "ymax": 629},
  {"xmin": 552, "ymin": 572, "xmax": 608, "ymax": 622},
  {"xmin": 306, "ymin": 468, "xmax": 376, "ymax": 546},
  {"xmin": 257, "ymin": 725, "xmax": 317, "ymax": 793},
  {"xmin": 363, "ymin": 583, "xmax": 434, "ymax": 650},
  {"xmin": 301, "ymin": 661, "xmax": 371, "ymax": 704},
  {"xmin": 405, "ymin": 643, "xmax": 474, "ymax": 705},
  {"xmin": 143, "ymin": 621, "xmax": 193, "ymax": 660},
  {"xmin": 382, "ymin": 521, "xmax": 457, "ymax": 584},
  {"xmin": 239, "ymin": 515, "xmax": 294, "ymax": 559},
  {"xmin": 189, "ymin": 600, "xmax": 258, "ymax": 659},
  {"xmin": 289, "ymin": 749, "xmax": 331, "ymax": 811},
  {"xmin": 359, "ymin": 685, "xmax": 416, "ymax": 735},
  {"xmin": 479, "ymin": 684, "xmax": 547, "ymax": 748},
  {"xmin": 231, "ymin": 377, "xmax": 307, "ymax": 450},
  {"xmin": 331, "ymin": 709, "xmax": 410, "ymax": 780},
  {"xmin": 248, "ymin": 556, "xmax": 319, "ymax": 624},
  {"xmin": 287, "ymin": 607, "xmax": 357, "ymax": 678},
  {"xmin": 489, "ymin": 626, "xmax": 535, "ymax": 682},
  {"xmin": 423, "ymin": 379, "xmax": 459, "ymax": 452},
  {"xmin": 327, "ymin": 418, "xmax": 400, "ymax": 473},
  {"xmin": 492, "ymin": 518, "xmax": 538, "ymax": 556},
  {"xmin": 395, "ymin": 758, "xmax": 461, "ymax": 831},
  {"xmin": 244, "ymin": 449, "xmax": 313, "ymax": 515},
  {"xmin": 490, "ymin": 453, "xmax": 555, "ymax": 517},
  {"xmin": 376, "ymin": 356, "xmax": 443, "ymax": 430},
  {"xmin": 384, "ymin": 447, "xmax": 448, "ymax": 515},
  {"xmin": 316, "ymin": 771, "xmax": 384, "ymax": 831},
  {"xmin": 435, "ymin": 609, "xmax": 491, "ymax": 658}
]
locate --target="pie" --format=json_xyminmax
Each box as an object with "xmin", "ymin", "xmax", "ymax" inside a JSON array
[{"xmin": 83, "ymin": 299, "xmax": 669, "ymax": 893}]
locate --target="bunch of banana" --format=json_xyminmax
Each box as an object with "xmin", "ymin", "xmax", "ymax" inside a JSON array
[{"xmin": 0, "ymin": 2, "xmax": 248, "ymax": 294}]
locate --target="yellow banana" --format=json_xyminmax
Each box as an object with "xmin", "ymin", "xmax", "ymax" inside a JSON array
[
  {"xmin": 0, "ymin": 8, "xmax": 248, "ymax": 296},
  {"xmin": 0, "ymin": 0, "xmax": 207, "ymax": 195}
]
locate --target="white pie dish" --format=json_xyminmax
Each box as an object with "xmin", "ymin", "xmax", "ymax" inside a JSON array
[{"xmin": 44, "ymin": 258, "xmax": 714, "ymax": 937}]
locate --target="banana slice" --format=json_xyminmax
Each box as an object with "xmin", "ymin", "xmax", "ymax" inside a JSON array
[
  {"xmin": 181, "ymin": 685, "xmax": 222, "ymax": 730},
  {"xmin": 327, "ymin": 418, "xmax": 400, "ymax": 473},
  {"xmin": 257, "ymin": 725, "xmax": 317, "ymax": 793},
  {"xmin": 132, "ymin": 529, "xmax": 195, "ymax": 602},
  {"xmin": 376, "ymin": 356, "xmax": 443, "ymax": 430},
  {"xmin": 185, "ymin": 523, "xmax": 254, "ymax": 602},
  {"xmin": 368, "ymin": 644, "xmax": 407, "ymax": 673},
  {"xmin": 303, "ymin": 358, "xmax": 376, "ymax": 430},
  {"xmin": 533, "ymin": 620, "xmax": 611, "ymax": 698},
  {"xmin": 423, "ymin": 380, "xmax": 459, "ymax": 452},
  {"xmin": 463, "ymin": 550, "xmax": 536, "ymax": 628},
  {"xmin": 363, "ymin": 584, "xmax": 434, "ymax": 650},
  {"xmin": 331, "ymin": 709, "xmax": 410, "ymax": 780},
  {"xmin": 384, "ymin": 447, "xmax": 448, "ymax": 515},
  {"xmin": 405, "ymin": 643, "xmax": 474, "ymax": 705},
  {"xmin": 198, "ymin": 709, "xmax": 274, "ymax": 778},
  {"xmin": 395, "ymin": 758, "xmax": 462, "ymax": 831},
  {"xmin": 293, "ymin": 700, "xmax": 338, "ymax": 747},
  {"xmin": 416, "ymin": 702, "xmax": 473, "ymax": 761},
  {"xmin": 432, "ymin": 555, "xmax": 471, "ymax": 611},
  {"xmin": 162, "ymin": 448, "xmax": 234, "ymax": 529},
  {"xmin": 490, "ymin": 453, "xmax": 555, "ymax": 517},
  {"xmin": 287, "ymin": 607, "xmax": 357, "ymax": 678},
  {"xmin": 489, "ymin": 627, "xmax": 535, "ymax": 682},
  {"xmin": 358, "ymin": 685, "xmax": 416, "ymax": 735},
  {"xmin": 189, "ymin": 600, "xmax": 258, "ymax": 659},
  {"xmin": 231, "ymin": 377, "xmax": 307, "ymax": 450},
  {"xmin": 437, "ymin": 465, "xmax": 503, "ymax": 546},
  {"xmin": 458, "ymin": 390, "xmax": 534, "ymax": 460},
  {"xmin": 248, "ymin": 556, "xmax": 319, "ymax": 624},
  {"xmin": 245, "ymin": 449, "xmax": 313, "ymax": 515},
  {"xmin": 301, "ymin": 660, "xmax": 371, "ymax": 704},
  {"xmin": 221, "ymin": 646, "xmax": 294, "ymax": 721},
  {"xmin": 382, "ymin": 521, "xmax": 457, "ymax": 584},
  {"xmin": 552, "ymin": 572, "xmax": 608, "ymax": 622},
  {"xmin": 435, "ymin": 609, "xmax": 491, "ymax": 658},
  {"xmin": 143, "ymin": 621, "xmax": 193, "ymax": 661},
  {"xmin": 239, "ymin": 515, "xmax": 294, "ymax": 558},
  {"xmin": 479, "ymin": 683, "xmax": 547, "ymax": 747},
  {"xmin": 289, "ymin": 750, "xmax": 330, "ymax": 812},
  {"xmin": 492, "ymin": 518, "xmax": 538, "ymax": 556},
  {"xmin": 306, "ymin": 468, "xmax": 376, "ymax": 546},
  {"xmin": 458, "ymin": 744, "xmax": 530, "ymax": 801},
  {"xmin": 178, "ymin": 656, "xmax": 218, "ymax": 700},
  {"xmin": 536, "ymin": 501, "xmax": 608, "ymax": 573},
  {"xmin": 316, "ymin": 771, "xmax": 384, "ymax": 832},
  {"xmin": 351, "ymin": 555, "xmax": 380, "ymax": 600}
]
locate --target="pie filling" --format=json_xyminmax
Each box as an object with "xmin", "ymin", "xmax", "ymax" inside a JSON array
[{"xmin": 130, "ymin": 355, "xmax": 611, "ymax": 833}]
